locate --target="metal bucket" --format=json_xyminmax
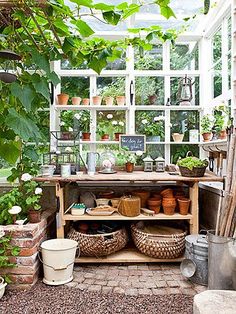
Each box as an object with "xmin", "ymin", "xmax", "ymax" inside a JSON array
[
  {"xmin": 208, "ymin": 230, "xmax": 236, "ymax": 290},
  {"xmin": 182, "ymin": 234, "xmax": 208, "ymax": 286}
]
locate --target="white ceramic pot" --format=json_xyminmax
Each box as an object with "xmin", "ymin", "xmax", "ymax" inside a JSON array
[{"xmin": 0, "ymin": 277, "xmax": 7, "ymax": 299}]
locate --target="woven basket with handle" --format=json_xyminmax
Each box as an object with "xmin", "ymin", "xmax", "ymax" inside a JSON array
[
  {"xmin": 131, "ymin": 222, "xmax": 186, "ymax": 259},
  {"xmin": 67, "ymin": 227, "xmax": 128, "ymax": 257},
  {"xmin": 179, "ymin": 165, "xmax": 207, "ymax": 177}
]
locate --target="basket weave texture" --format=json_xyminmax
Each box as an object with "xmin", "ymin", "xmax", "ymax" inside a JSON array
[
  {"xmin": 131, "ymin": 222, "xmax": 186, "ymax": 259},
  {"xmin": 67, "ymin": 227, "xmax": 128, "ymax": 257},
  {"xmin": 179, "ymin": 165, "xmax": 207, "ymax": 177}
]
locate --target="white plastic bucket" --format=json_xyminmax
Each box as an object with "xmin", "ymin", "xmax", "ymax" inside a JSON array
[{"xmin": 40, "ymin": 239, "xmax": 78, "ymax": 286}]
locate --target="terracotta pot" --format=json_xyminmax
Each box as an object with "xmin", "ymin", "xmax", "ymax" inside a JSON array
[
  {"xmin": 125, "ymin": 162, "xmax": 134, "ymax": 173},
  {"xmin": 147, "ymin": 198, "xmax": 161, "ymax": 214},
  {"xmin": 82, "ymin": 132, "xmax": 91, "ymax": 141},
  {"xmin": 131, "ymin": 190, "xmax": 150, "ymax": 207},
  {"xmin": 101, "ymin": 134, "xmax": 109, "ymax": 141},
  {"xmin": 172, "ymin": 133, "xmax": 184, "ymax": 142},
  {"xmin": 162, "ymin": 197, "xmax": 176, "ymax": 206},
  {"xmin": 178, "ymin": 198, "xmax": 191, "ymax": 215},
  {"xmin": 57, "ymin": 93, "xmax": 69, "ymax": 105},
  {"xmin": 116, "ymin": 96, "xmax": 126, "ymax": 106},
  {"xmin": 163, "ymin": 205, "xmax": 175, "ymax": 215},
  {"xmin": 160, "ymin": 188, "xmax": 174, "ymax": 198},
  {"xmin": 72, "ymin": 97, "xmax": 81, "ymax": 105},
  {"xmin": 219, "ymin": 130, "xmax": 227, "ymax": 140},
  {"xmin": 92, "ymin": 96, "xmax": 102, "ymax": 106},
  {"xmin": 202, "ymin": 132, "xmax": 213, "ymax": 142},
  {"xmin": 148, "ymin": 94, "xmax": 157, "ymax": 105},
  {"xmin": 151, "ymin": 194, "xmax": 162, "ymax": 201},
  {"xmin": 114, "ymin": 132, "xmax": 123, "ymax": 141},
  {"xmin": 104, "ymin": 96, "xmax": 114, "ymax": 106},
  {"xmin": 28, "ymin": 210, "xmax": 41, "ymax": 223},
  {"xmin": 82, "ymin": 98, "xmax": 90, "ymax": 106}
]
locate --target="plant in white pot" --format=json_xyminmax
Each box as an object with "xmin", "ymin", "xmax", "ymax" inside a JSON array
[{"xmin": 201, "ymin": 114, "xmax": 215, "ymax": 142}]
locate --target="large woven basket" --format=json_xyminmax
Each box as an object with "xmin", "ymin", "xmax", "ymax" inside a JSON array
[
  {"xmin": 179, "ymin": 165, "xmax": 207, "ymax": 177},
  {"xmin": 131, "ymin": 222, "xmax": 186, "ymax": 259},
  {"xmin": 67, "ymin": 227, "xmax": 128, "ymax": 257}
]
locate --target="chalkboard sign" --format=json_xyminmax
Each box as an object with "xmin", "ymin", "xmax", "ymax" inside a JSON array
[{"xmin": 120, "ymin": 135, "xmax": 146, "ymax": 152}]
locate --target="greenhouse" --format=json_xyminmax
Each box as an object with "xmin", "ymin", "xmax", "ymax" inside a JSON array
[{"xmin": 0, "ymin": 0, "xmax": 235, "ymax": 313}]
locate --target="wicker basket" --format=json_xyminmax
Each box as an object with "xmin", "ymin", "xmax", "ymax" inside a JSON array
[
  {"xmin": 131, "ymin": 222, "xmax": 186, "ymax": 259},
  {"xmin": 179, "ymin": 165, "xmax": 207, "ymax": 177},
  {"xmin": 67, "ymin": 227, "xmax": 128, "ymax": 257}
]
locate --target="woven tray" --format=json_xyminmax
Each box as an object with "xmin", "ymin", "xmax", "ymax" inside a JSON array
[
  {"xmin": 131, "ymin": 222, "xmax": 186, "ymax": 259},
  {"xmin": 67, "ymin": 227, "xmax": 128, "ymax": 257},
  {"xmin": 179, "ymin": 165, "xmax": 207, "ymax": 177}
]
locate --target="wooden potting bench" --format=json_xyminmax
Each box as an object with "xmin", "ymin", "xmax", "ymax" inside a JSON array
[{"xmin": 35, "ymin": 171, "xmax": 223, "ymax": 263}]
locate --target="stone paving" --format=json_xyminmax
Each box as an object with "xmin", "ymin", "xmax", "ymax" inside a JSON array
[{"xmin": 66, "ymin": 263, "xmax": 207, "ymax": 296}]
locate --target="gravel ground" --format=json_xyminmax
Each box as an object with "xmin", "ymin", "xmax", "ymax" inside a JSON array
[{"xmin": 0, "ymin": 282, "xmax": 193, "ymax": 314}]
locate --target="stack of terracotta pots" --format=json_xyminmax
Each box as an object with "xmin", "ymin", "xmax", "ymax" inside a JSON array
[
  {"xmin": 160, "ymin": 188, "xmax": 176, "ymax": 215},
  {"xmin": 131, "ymin": 190, "xmax": 150, "ymax": 208}
]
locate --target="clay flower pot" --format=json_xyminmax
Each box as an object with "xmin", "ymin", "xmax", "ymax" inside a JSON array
[
  {"xmin": 148, "ymin": 94, "xmax": 157, "ymax": 105},
  {"xmin": 125, "ymin": 162, "xmax": 134, "ymax": 173},
  {"xmin": 28, "ymin": 210, "xmax": 41, "ymax": 223},
  {"xmin": 131, "ymin": 190, "xmax": 150, "ymax": 207},
  {"xmin": 104, "ymin": 96, "xmax": 114, "ymax": 106},
  {"xmin": 72, "ymin": 97, "xmax": 81, "ymax": 105},
  {"xmin": 160, "ymin": 188, "xmax": 174, "ymax": 198},
  {"xmin": 114, "ymin": 132, "xmax": 123, "ymax": 141},
  {"xmin": 219, "ymin": 130, "xmax": 227, "ymax": 140},
  {"xmin": 178, "ymin": 198, "xmax": 191, "ymax": 215},
  {"xmin": 82, "ymin": 132, "xmax": 91, "ymax": 141},
  {"xmin": 57, "ymin": 93, "xmax": 69, "ymax": 105},
  {"xmin": 172, "ymin": 133, "xmax": 184, "ymax": 142},
  {"xmin": 116, "ymin": 96, "xmax": 126, "ymax": 106},
  {"xmin": 162, "ymin": 197, "xmax": 176, "ymax": 207},
  {"xmin": 82, "ymin": 98, "xmax": 90, "ymax": 106},
  {"xmin": 92, "ymin": 96, "xmax": 102, "ymax": 106},
  {"xmin": 202, "ymin": 132, "xmax": 213, "ymax": 142},
  {"xmin": 163, "ymin": 205, "xmax": 175, "ymax": 215},
  {"xmin": 101, "ymin": 134, "xmax": 109, "ymax": 141},
  {"xmin": 147, "ymin": 198, "xmax": 161, "ymax": 214}
]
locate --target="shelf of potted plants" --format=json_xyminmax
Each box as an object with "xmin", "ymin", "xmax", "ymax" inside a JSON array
[{"xmin": 54, "ymin": 105, "xmax": 129, "ymax": 111}]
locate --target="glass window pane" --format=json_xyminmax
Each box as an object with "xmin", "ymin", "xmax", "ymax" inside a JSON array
[
  {"xmin": 228, "ymin": 17, "xmax": 232, "ymax": 51},
  {"xmin": 96, "ymin": 110, "xmax": 126, "ymax": 141},
  {"xmin": 170, "ymin": 42, "xmax": 199, "ymax": 70},
  {"xmin": 61, "ymin": 77, "xmax": 90, "ymax": 100},
  {"xmin": 61, "ymin": 59, "xmax": 89, "ymax": 70},
  {"xmin": 134, "ymin": 45, "xmax": 163, "ymax": 70},
  {"xmin": 135, "ymin": 77, "xmax": 164, "ymax": 105},
  {"xmin": 213, "ymin": 71, "xmax": 222, "ymax": 98},
  {"xmin": 213, "ymin": 28, "xmax": 222, "ymax": 64},
  {"xmin": 170, "ymin": 144, "xmax": 199, "ymax": 164},
  {"xmin": 170, "ymin": 110, "xmax": 199, "ymax": 142},
  {"xmin": 170, "ymin": 76, "xmax": 199, "ymax": 106},
  {"xmin": 97, "ymin": 77, "xmax": 126, "ymax": 104},
  {"xmin": 135, "ymin": 111, "xmax": 165, "ymax": 142}
]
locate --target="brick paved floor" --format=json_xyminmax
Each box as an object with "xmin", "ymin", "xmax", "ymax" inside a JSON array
[{"xmin": 66, "ymin": 263, "xmax": 207, "ymax": 296}]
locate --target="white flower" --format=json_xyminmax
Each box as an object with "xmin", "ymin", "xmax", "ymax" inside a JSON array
[
  {"xmin": 119, "ymin": 121, "xmax": 124, "ymax": 126},
  {"xmin": 21, "ymin": 173, "xmax": 32, "ymax": 182},
  {"xmin": 74, "ymin": 113, "xmax": 81, "ymax": 120},
  {"xmin": 8, "ymin": 206, "xmax": 22, "ymax": 215},
  {"xmin": 60, "ymin": 122, "xmax": 65, "ymax": 126},
  {"xmin": 168, "ymin": 123, "xmax": 173, "ymax": 127},
  {"xmin": 0, "ymin": 229, "xmax": 5, "ymax": 238},
  {"xmin": 142, "ymin": 119, "xmax": 148, "ymax": 125},
  {"xmin": 107, "ymin": 114, "xmax": 113, "ymax": 119},
  {"xmin": 35, "ymin": 187, "xmax": 43, "ymax": 195},
  {"xmin": 136, "ymin": 150, "xmax": 143, "ymax": 157},
  {"xmin": 112, "ymin": 120, "xmax": 118, "ymax": 125},
  {"xmin": 68, "ymin": 127, "xmax": 73, "ymax": 132},
  {"xmin": 65, "ymin": 147, "xmax": 73, "ymax": 152},
  {"xmin": 154, "ymin": 116, "xmax": 165, "ymax": 122}
]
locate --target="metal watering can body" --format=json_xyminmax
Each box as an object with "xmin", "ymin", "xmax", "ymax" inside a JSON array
[{"xmin": 86, "ymin": 152, "xmax": 100, "ymax": 174}]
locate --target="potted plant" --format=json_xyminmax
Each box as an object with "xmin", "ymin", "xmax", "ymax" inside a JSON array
[
  {"xmin": 171, "ymin": 123, "xmax": 185, "ymax": 142},
  {"xmin": 101, "ymin": 78, "xmax": 126, "ymax": 106},
  {"xmin": 82, "ymin": 98, "xmax": 90, "ymax": 106},
  {"xmin": 57, "ymin": 93, "xmax": 69, "ymax": 106},
  {"xmin": 201, "ymin": 114, "xmax": 215, "ymax": 142},
  {"xmin": 60, "ymin": 110, "xmax": 74, "ymax": 139},
  {"xmin": 74, "ymin": 111, "xmax": 91, "ymax": 141},
  {"xmin": 112, "ymin": 120, "xmax": 125, "ymax": 141},
  {"xmin": 136, "ymin": 112, "xmax": 165, "ymax": 142},
  {"xmin": 71, "ymin": 96, "xmax": 81, "ymax": 105},
  {"xmin": 213, "ymin": 104, "xmax": 229, "ymax": 140},
  {"xmin": 104, "ymin": 96, "xmax": 114, "ymax": 106},
  {"xmin": 92, "ymin": 95, "xmax": 102, "ymax": 106},
  {"xmin": 117, "ymin": 147, "xmax": 137, "ymax": 172},
  {"xmin": 116, "ymin": 95, "xmax": 126, "ymax": 106},
  {"xmin": 135, "ymin": 77, "xmax": 157, "ymax": 105},
  {"xmin": 177, "ymin": 157, "xmax": 208, "ymax": 177}
]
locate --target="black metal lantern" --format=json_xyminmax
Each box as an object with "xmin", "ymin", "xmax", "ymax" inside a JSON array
[
  {"xmin": 0, "ymin": 49, "xmax": 21, "ymax": 83},
  {"xmin": 177, "ymin": 75, "xmax": 194, "ymax": 106}
]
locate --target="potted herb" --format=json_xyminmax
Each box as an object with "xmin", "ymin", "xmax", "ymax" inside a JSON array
[
  {"xmin": 213, "ymin": 104, "xmax": 229, "ymax": 140},
  {"xmin": 101, "ymin": 78, "xmax": 125, "ymax": 106},
  {"xmin": 74, "ymin": 111, "xmax": 91, "ymax": 141},
  {"xmin": 201, "ymin": 114, "xmax": 215, "ymax": 142},
  {"xmin": 60, "ymin": 110, "xmax": 74, "ymax": 139},
  {"xmin": 112, "ymin": 120, "xmax": 125, "ymax": 141},
  {"xmin": 171, "ymin": 123, "xmax": 184, "ymax": 142},
  {"xmin": 136, "ymin": 112, "xmax": 165, "ymax": 142},
  {"xmin": 57, "ymin": 93, "xmax": 69, "ymax": 106},
  {"xmin": 177, "ymin": 157, "xmax": 208, "ymax": 177},
  {"xmin": 117, "ymin": 147, "xmax": 137, "ymax": 172}
]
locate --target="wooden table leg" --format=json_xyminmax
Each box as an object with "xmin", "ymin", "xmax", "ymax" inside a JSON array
[
  {"xmin": 189, "ymin": 182, "xmax": 199, "ymax": 234},
  {"xmin": 56, "ymin": 183, "xmax": 65, "ymax": 238}
]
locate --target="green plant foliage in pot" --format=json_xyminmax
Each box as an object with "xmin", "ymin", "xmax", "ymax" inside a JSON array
[
  {"xmin": 177, "ymin": 157, "xmax": 208, "ymax": 177},
  {"xmin": 200, "ymin": 114, "xmax": 215, "ymax": 141}
]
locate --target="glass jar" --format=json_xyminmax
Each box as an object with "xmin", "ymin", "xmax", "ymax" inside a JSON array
[{"xmin": 99, "ymin": 151, "xmax": 116, "ymax": 174}]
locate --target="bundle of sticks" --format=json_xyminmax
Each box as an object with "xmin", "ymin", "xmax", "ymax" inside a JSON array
[{"xmin": 215, "ymin": 131, "xmax": 236, "ymax": 238}]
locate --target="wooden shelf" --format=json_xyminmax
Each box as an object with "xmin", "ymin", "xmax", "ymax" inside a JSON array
[
  {"xmin": 75, "ymin": 246, "xmax": 184, "ymax": 263},
  {"xmin": 64, "ymin": 212, "xmax": 193, "ymax": 221}
]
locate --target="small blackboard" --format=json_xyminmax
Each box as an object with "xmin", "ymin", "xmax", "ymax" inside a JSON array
[{"xmin": 120, "ymin": 135, "xmax": 146, "ymax": 152}]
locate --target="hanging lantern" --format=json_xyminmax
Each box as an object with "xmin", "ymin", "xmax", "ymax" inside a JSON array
[
  {"xmin": 155, "ymin": 156, "xmax": 165, "ymax": 172},
  {"xmin": 143, "ymin": 155, "xmax": 154, "ymax": 172},
  {"xmin": 0, "ymin": 49, "xmax": 21, "ymax": 83},
  {"xmin": 177, "ymin": 75, "xmax": 194, "ymax": 106}
]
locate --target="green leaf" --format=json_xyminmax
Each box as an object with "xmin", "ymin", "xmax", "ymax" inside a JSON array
[
  {"xmin": 88, "ymin": 57, "xmax": 107, "ymax": 74},
  {"xmin": 54, "ymin": 19, "xmax": 70, "ymax": 35},
  {"xmin": 47, "ymin": 71, "xmax": 60, "ymax": 86},
  {"xmin": 93, "ymin": 3, "xmax": 115, "ymax": 11},
  {"xmin": 70, "ymin": 0, "xmax": 93, "ymax": 7},
  {"xmin": 160, "ymin": 6, "xmax": 176, "ymax": 19},
  {"xmin": 10, "ymin": 83, "xmax": 36, "ymax": 112},
  {"xmin": 204, "ymin": 0, "xmax": 210, "ymax": 14},
  {"xmin": 62, "ymin": 37, "xmax": 75, "ymax": 53},
  {"xmin": 102, "ymin": 11, "xmax": 121, "ymax": 25},
  {"xmin": 31, "ymin": 50, "xmax": 51, "ymax": 75},
  {"xmin": 32, "ymin": 79, "xmax": 50, "ymax": 100},
  {"xmin": 122, "ymin": 4, "xmax": 140, "ymax": 19},
  {"xmin": 73, "ymin": 19, "xmax": 94, "ymax": 37},
  {"xmin": 0, "ymin": 139, "xmax": 21, "ymax": 164},
  {"xmin": 116, "ymin": 2, "xmax": 128, "ymax": 10}
]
